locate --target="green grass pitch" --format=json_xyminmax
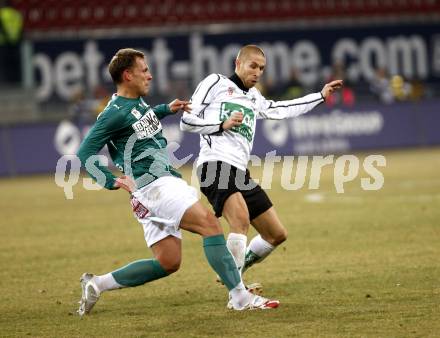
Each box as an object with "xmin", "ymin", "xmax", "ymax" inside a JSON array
[{"xmin": 1, "ymin": 147, "xmax": 439, "ymax": 337}]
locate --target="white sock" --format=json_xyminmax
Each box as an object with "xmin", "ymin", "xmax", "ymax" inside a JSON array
[
  {"xmin": 229, "ymin": 281, "xmax": 249, "ymax": 309},
  {"xmin": 94, "ymin": 273, "xmax": 123, "ymax": 293},
  {"xmin": 226, "ymin": 233, "xmax": 247, "ymax": 273},
  {"xmin": 247, "ymin": 234, "xmax": 275, "ymax": 263}
]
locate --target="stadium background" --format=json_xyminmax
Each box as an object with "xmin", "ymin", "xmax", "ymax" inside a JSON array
[
  {"xmin": 1, "ymin": 0, "xmax": 440, "ymax": 175},
  {"xmin": 1, "ymin": 1, "xmax": 439, "ymax": 337}
]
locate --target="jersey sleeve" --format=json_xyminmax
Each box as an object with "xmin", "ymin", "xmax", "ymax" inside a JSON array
[
  {"xmin": 257, "ymin": 92, "xmax": 324, "ymax": 120},
  {"xmin": 153, "ymin": 104, "xmax": 173, "ymax": 120},
  {"xmin": 180, "ymin": 74, "xmax": 223, "ymax": 134},
  {"xmin": 77, "ymin": 108, "xmax": 125, "ymax": 190},
  {"xmin": 107, "ymin": 141, "xmax": 124, "ymax": 172}
]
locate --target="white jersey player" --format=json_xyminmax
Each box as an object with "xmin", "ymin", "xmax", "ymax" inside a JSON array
[{"xmin": 180, "ymin": 45, "xmax": 343, "ymax": 284}]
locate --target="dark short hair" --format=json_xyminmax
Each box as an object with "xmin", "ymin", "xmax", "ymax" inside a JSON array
[{"xmin": 108, "ymin": 48, "xmax": 145, "ymax": 84}]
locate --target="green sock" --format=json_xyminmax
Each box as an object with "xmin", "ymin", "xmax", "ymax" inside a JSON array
[
  {"xmin": 242, "ymin": 250, "xmax": 262, "ymax": 273},
  {"xmin": 203, "ymin": 235, "xmax": 241, "ymax": 290},
  {"xmin": 111, "ymin": 259, "xmax": 168, "ymax": 287}
]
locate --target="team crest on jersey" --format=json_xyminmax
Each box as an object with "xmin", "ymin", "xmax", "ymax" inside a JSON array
[
  {"xmin": 130, "ymin": 108, "xmax": 143, "ymax": 119},
  {"xmin": 227, "ymin": 87, "xmax": 234, "ymax": 96}
]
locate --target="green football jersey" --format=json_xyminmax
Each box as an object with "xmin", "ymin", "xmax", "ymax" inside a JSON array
[{"xmin": 77, "ymin": 95, "xmax": 181, "ymax": 190}]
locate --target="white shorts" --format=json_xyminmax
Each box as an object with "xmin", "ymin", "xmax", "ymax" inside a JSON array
[{"xmin": 131, "ymin": 176, "xmax": 199, "ymax": 247}]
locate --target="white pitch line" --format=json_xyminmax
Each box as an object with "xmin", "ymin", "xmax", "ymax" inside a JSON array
[{"xmin": 304, "ymin": 193, "xmax": 325, "ymax": 203}]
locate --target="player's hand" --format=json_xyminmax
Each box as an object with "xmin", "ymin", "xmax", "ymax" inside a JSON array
[
  {"xmin": 114, "ymin": 175, "xmax": 137, "ymax": 193},
  {"xmin": 223, "ymin": 112, "xmax": 243, "ymax": 130},
  {"xmin": 168, "ymin": 99, "xmax": 191, "ymax": 113},
  {"xmin": 183, "ymin": 102, "xmax": 192, "ymax": 112},
  {"xmin": 321, "ymin": 80, "xmax": 344, "ymax": 99}
]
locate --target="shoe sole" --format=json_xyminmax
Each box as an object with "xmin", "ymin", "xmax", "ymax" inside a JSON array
[
  {"xmin": 78, "ymin": 273, "xmax": 94, "ymax": 316},
  {"xmin": 228, "ymin": 299, "xmax": 280, "ymax": 310}
]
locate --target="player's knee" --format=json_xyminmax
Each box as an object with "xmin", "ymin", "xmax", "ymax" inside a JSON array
[
  {"xmin": 164, "ymin": 261, "xmax": 181, "ymax": 274},
  {"xmin": 195, "ymin": 210, "xmax": 222, "ymax": 237},
  {"xmin": 156, "ymin": 256, "xmax": 181, "ymax": 274}
]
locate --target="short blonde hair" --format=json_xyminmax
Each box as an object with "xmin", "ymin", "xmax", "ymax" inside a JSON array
[{"xmin": 237, "ymin": 45, "xmax": 265, "ymax": 61}]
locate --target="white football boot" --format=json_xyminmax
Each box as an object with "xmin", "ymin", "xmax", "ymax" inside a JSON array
[
  {"xmin": 77, "ymin": 273, "xmax": 101, "ymax": 316},
  {"xmin": 228, "ymin": 292, "xmax": 280, "ymax": 310},
  {"xmin": 246, "ymin": 282, "xmax": 263, "ymax": 296}
]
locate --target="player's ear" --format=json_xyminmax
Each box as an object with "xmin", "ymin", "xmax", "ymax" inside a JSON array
[
  {"xmin": 235, "ymin": 58, "xmax": 241, "ymax": 71},
  {"xmin": 122, "ymin": 69, "xmax": 132, "ymax": 82}
]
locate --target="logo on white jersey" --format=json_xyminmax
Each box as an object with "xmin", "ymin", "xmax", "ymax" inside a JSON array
[{"xmin": 220, "ymin": 102, "xmax": 255, "ymax": 141}]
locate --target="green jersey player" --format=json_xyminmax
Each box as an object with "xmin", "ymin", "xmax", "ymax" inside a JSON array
[{"xmin": 76, "ymin": 48, "xmax": 279, "ymax": 315}]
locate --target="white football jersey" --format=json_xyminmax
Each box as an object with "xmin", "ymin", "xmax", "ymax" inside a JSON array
[{"xmin": 180, "ymin": 73, "xmax": 324, "ymax": 171}]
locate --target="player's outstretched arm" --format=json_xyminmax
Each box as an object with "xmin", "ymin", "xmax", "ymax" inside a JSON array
[
  {"xmin": 258, "ymin": 79, "xmax": 343, "ymax": 120},
  {"xmin": 153, "ymin": 99, "xmax": 190, "ymax": 120}
]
